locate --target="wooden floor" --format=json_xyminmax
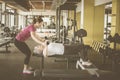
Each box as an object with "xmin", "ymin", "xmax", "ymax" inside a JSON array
[{"xmin": 0, "ymin": 38, "xmax": 120, "ymax": 80}]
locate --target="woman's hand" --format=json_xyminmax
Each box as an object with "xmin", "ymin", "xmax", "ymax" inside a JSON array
[{"xmin": 43, "ymin": 40, "xmax": 49, "ymax": 47}]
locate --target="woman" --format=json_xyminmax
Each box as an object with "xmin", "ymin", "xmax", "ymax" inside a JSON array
[{"xmin": 14, "ymin": 16, "xmax": 47, "ymax": 74}]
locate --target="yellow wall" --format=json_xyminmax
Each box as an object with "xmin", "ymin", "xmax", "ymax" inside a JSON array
[
  {"xmin": 69, "ymin": 11, "xmax": 81, "ymax": 38},
  {"xmin": 118, "ymin": 0, "xmax": 120, "ymax": 34},
  {"xmin": 111, "ymin": 0, "xmax": 120, "ymax": 49},
  {"xmin": 111, "ymin": 0, "xmax": 120, "ymax": 35},
  {"xmin": 93, "ymin": 5, "xmax": 105, "ymax": 41},
  {"xmin": 111, "ymin": 0, "xmax": 117, "ymax": 36},
  {"xmin": 84, "ymin": 0, "xmax": 94, "ymax": 44}
]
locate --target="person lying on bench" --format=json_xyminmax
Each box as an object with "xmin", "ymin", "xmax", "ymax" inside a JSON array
[
  {"xmin": 33, "ymin": 42, "xmax": 92, "ymax": 66},
  {"xmin": 34, "ymin": 43, "xmax": 64, "ymax": 56}
]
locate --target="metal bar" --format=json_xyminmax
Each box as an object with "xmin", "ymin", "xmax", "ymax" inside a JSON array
[{"xmin": 30, "ymin": 0, "xmax": 53, "ymax": 2}]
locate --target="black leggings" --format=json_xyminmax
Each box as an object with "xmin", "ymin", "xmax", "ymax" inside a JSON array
[{"xmin": 14, "ymin": 38, "xmax": 31, "ymax": 65}]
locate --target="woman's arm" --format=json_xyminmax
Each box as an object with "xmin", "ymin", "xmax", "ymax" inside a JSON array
[
  {"xmin": 31, "ymin": 31, "xmax": 49, "ymax": 57},
  {"xmin": 31, "ymin": 31, "xmax": 46, "ymax": 46}
]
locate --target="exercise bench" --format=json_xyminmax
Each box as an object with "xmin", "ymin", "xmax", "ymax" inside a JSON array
[
  {"xmin": 0, "ymin": 37, "xmax": 12, "ymax": 53},
  {"xmin": 34, "ymin": 54, "xmax": 119, "ymax": 80}
]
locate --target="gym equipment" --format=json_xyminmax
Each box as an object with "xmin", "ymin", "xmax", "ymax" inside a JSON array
[
  {"xmin": 75, "ymin": 29, "xmax": 91, "ymax": 61},
  {"xmin": 107, "ymin": 33, "xmax": 120, "ymax": 51},
  {"xmin": 4, "ymin": 27, "xmax": 10, "ymax": 33},
  {"xmin": 99, "ymin": 33, "xmax": 120, "ymax": 71},
  {"xmin": 36, "ymin": 29, "xmax": 87, "ymax": 64},
  {"xmin": 75, "ymin": 29, "xmax": 87, "ymax": 44},
  {"xmin": 75, "ymin": 29, "xmax": 87, "ymax": 38},
  {"xmin": 75, "ymin": 55, "xmax": 119, "ymax": 80},
  {"xmin": 75, "ymin": 30, "xmax": 101, "ymax": 76},
  {"xmin": 99, "ymin": 46, "xmax": 120, "ymax": 71},
  {"xmin": 107, "ymin": 33, "xmax": 120, "ymax": 44},
  {"xmin": 60, "ymin": 26, "xmax": 69, "ymax": 43},
  {"xmin": 3, "ymin": 26, "xmax": 17, "ymax": 38},
  {"xmin": 33, "ymin": 37, "xmax": 119, "ymax": 80},
  {"xmin": 3, "ymin": 27, "xmax": 11, "ymax": 37},
  {"xmin": 113, "ymin": 33, "xmax": 120, "ymax": 43},
  {"xmin": 0, "ymin": 38, "xmax": 12, "ymax": 53},
  {"xmin": 107, "ymin": 35, "xmax": 114, "ymax": 42},
  {"xmin": 33, "ymin": 50, "xmax": 119, "ymax": 80},
  {"xmin": 33, "ymin": 43, "xmax": 82, "ymax": 77},
  {"xmin": 56, "ymin": 3, "xmax": 77, "ymax": 43}
]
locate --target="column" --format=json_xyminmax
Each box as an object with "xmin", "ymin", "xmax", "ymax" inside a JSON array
[
  {"xmin": 93, "ymin": 5, "xmax": 105, "ymax": 42},
  {"xmin": 111, "ymin": 0, "xmax": 120, "ymax": 34},
  {"xmin": 83, "ymin": 0, "xmax": 94, "ymax": 44}
]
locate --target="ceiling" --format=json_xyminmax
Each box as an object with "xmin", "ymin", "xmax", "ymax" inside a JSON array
[{"xmin": 0, "ymin": 0, "xmax": 81, "ymax": 11}]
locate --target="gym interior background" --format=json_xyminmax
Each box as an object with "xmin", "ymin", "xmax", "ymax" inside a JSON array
[{"xmin": 0, "ymin": 0, "xmax": 120, "ymax": 80}]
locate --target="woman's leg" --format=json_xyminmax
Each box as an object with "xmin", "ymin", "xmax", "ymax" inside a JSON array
[{"xmin": 14, "ymin": 39, "xmax": 32, "ymax": 72}]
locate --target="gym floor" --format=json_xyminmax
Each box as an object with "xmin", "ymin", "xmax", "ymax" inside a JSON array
[
  {"xmin": 0, "ymin": 38, "xmax": 75, "ymax": 80},
  {"xmin": 0, "ymin": 38, "xmax": 120, "ymax": 80},
  {"xmin": 0, "ymin": 38, "xmax": 38, "ymax": 80}
]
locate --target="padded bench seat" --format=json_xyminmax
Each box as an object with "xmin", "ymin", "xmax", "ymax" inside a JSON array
[{"xmin": 0, "ymin": 38, "xmax": 12, "ymax": 53}]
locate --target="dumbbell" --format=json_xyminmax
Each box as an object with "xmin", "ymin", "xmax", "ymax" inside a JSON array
[
  {"xmin": 107, "ymin": 35, "xmax": 114, "ymax": 43},
  {"xmin": 113, "ymin": 33, "xmax": 120, "ymax": 43}
]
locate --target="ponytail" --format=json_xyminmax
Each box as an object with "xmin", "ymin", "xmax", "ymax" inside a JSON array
[{"xmin": 32, "ymin": 16, "xmax": 43, "ymax": 24}]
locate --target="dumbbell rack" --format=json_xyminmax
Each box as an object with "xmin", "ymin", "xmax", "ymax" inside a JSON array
[{"xmin": 107, "ymin": 33, "xmax": 120, "ymax": 71}]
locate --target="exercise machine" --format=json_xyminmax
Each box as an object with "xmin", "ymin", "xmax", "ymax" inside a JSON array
[
  {"xmin": 56, "ymin": 2, "xmax": 77, "ymax": 44},
  {"xmin": 33, "ymin": 29, "xmax": 119, "ymax": 80},
  {"xmin": 0, "ymin": 37, "xmax": 12, "ymax": 53}
]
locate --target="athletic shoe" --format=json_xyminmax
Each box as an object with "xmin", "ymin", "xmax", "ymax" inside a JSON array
[
  {"xmin": 80, "ymin": 58, "xmax": 92, "ymax": 66},
  {"xmin": 80, "ymin": 58, "xmax": 83, "ymax": 62},
  {"xmin": 23, "ymin": 69, "xmax": 34, "ymax": 74},
  {"xmin": 82, "ymin": 61, "xmax": 92, "ymax": 66}
]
